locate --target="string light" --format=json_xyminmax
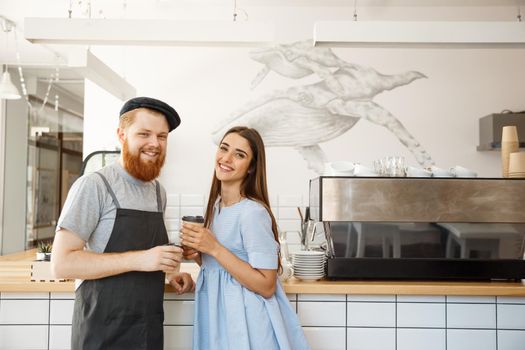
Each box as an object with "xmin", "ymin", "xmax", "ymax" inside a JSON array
[
  {"xmin": 39, "ymin": 71, "xmax": 56, "ymax": 113},
  {"xmin": 13, "ymin": 30, "xmax": 29, "ymax": 102}
]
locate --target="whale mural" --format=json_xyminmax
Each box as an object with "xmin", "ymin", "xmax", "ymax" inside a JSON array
[{"xmin": 211, "ymin": 40, "xmax": 434, "ymax": 173}]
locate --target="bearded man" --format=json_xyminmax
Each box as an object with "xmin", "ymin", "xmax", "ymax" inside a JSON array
[{"xmin": 51, "ymin": 97, "xmax": 194, "ymax": 350}]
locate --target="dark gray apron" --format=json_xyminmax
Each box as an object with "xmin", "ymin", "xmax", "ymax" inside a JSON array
[{"xmin": 71, "ymin": 172, "xmax": 168, "ymax": 350}]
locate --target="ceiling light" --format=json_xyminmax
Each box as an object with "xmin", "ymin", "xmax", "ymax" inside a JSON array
[
  {"xmin": 1, "ymin": 17, "xmax": 22, "ymax": 100},
  {"xmin": 24, "ymin": 18, "xmax": 275, "ymax": 47},
  {"xmin": 314, "ymin": 21, "xmax": 525, "ymax": 48},
  {"xmin": 0, "ymin": 70, "xmax": 21, "ymax": 100}
]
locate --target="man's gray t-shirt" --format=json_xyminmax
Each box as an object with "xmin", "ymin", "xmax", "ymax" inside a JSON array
[{"xmin": 56, "ymin": 162, "xmax": 167, "ymax": 253}]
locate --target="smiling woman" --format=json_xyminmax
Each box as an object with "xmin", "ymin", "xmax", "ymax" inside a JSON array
[{"xmin": 180, "ymin": 126, "xmax": 311, "ymax": 350}]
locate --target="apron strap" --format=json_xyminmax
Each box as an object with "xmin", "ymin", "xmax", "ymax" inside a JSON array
[
  {"xmin": 95, "ymin": 172, "xmax": 121, "ymax": 209},
  {"xmin": 155, "ymin": 180, "xmax": 163, "ymax": 212}
]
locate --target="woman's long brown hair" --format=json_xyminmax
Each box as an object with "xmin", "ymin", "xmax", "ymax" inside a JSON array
[{"xmin": 204, "ymin": 126, "xmax": 281, "ymax": 272}]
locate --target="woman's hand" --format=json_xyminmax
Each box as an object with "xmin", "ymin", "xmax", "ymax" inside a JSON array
[
  {"xmin": 182, "ymin": 246, "xmax": 202, "ymax": 265},
  {"xmin": 180, "ymin": 223, "xmax": 222, "ymax": 257}
]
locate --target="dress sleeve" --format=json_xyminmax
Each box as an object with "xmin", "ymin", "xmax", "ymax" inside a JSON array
[
  {"xmin": 239, "ymin": 203, "xmax": 279, "ymax": 269},
  {"xmin": 55, "ymin": 174, "xmax": 105, "ymax": 241}
]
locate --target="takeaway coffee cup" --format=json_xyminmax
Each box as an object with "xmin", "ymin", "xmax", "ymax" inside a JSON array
[
  {"xmin": 181, "ymin": 215, "xmax": 205, "ymax": 227},
  {"xmin": 180, "ymin": 216, "xmax": 205, "ymax": 261}
]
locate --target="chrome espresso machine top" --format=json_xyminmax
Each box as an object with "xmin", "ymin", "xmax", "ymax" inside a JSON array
[{"xmin": 309, "ymin": 177, "xmax": 525, "ymax": 280}]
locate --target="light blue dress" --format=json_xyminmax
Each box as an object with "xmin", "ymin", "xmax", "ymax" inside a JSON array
[{"xmin": 193, "ymin": 198, "xmax": 310, "ymax": 350}]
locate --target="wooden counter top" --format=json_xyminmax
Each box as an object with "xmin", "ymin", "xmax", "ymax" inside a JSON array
[
  {"xmin": 282, "ymin": 278, "xmax": 525, "ymax": 296},
  {"xmin": 2, "ymin": 250, "xmax": 525, "ymax": 295}
]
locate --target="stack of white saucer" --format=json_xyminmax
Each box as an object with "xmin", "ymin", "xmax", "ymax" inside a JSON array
[{"xmin": 292, "ymin": 251, "xmax": 326, "ymax": 281}]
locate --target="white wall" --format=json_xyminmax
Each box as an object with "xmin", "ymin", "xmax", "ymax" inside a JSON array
[{"xmin": 82, "ymin": 5, "xmax": 525, "ymax": 199}]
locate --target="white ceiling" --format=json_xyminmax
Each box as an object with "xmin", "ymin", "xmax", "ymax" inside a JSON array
[{"xmin": 1, "ymin": 0, "xmax": 524, "ymax": 100}]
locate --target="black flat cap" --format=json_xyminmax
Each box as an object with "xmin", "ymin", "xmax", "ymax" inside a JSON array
[{"xmin": 119, "ymin": 97, "xmax": 180, "ymax": 132}]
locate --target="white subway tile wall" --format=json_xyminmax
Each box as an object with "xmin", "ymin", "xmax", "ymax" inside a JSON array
[
  {"xmin": 397, "ymin": 328, "xmax": 446, "ymax": 350},
  {"xmin": 164, "ymin": 207, "xmax": 180, "ymax": 221},
  {"xmin": 0, "ymin": 325, "xmax": 48, "ymax": 350},
  {"xmin": 164, "ymin": 326, "xmax": 193, "ymax": 350},
  {"xmin": 303, "ymin": 327, "xmax": 346, "ymax": 350},
  {"xmin": 497, "ymin": 296, "xmax": 525, "ymax": 304},
  {"xmin": 497, "ymin": 304, "xmax": 525, "ymax": 330},
  {"xmin": 49, "ymin": 325, "xmax": 72, "ymax": 350},
  {"xmin": 397, "ymin": 302, "xmax": 446, "ymax": 328},
  {"xmin": 1, "ymin": 292, "xmax": 525, "ymax": 349},
  {"xmin": 164, "ymin": 301, "xmax": 195, "ymax": 325},
  {"xmin": 180, "ymin": 194, "xmax": 205, "ymax": 207},
  {"xmin": 1, "ymin": 292, "xmax": 49, "ymax": 299},
  {"xmin": 50, "ymin": 292, "xmax": 75, "ymax": 300},
  {"xmin": 498, "ymin": 330, "xmax": 525, "ymax": 350},
  {"xmin": 447, "ymin": 329, "xmax": 496, "ymax": 350},
  {"xmin": 447, "ymin": 295, "xmax": 496, "ymax": 303},
  {"xmin": 447, "ymin": 302, "xmax": 496, "ymax": 329},
  {"xmin": 347, "ymin": 327, "xmax": 396, "ymax": 350},
  {"xmin": 166, "ymin": 194, "xmax": 180, "ymax": 206},
  {"xmin": 347, "ymin": 302, "xmax": 396, "ymax": 327},
  {"xmin": 298, "ymin": 294, "xmax": 346, "ymax": 302},
  {"xmin": 50, "ymin": 300, "xmax": 75, "ymax": 324},
  {"xmin": 0, "ymin": 299, "xmax": 49, "ymax": 324},
  {"xmin": 347, "ymin": 294, "xmax": 396, "ymax": 302},
  {"xmin": 179, "ymin": 207, "xmax": 203, "ymax": 217},
  {"xmin": 396, "ymin": 295, "xmax": 445, "ymax": 303},
  {"xmin": 298, "ymin": 301, "xmax": 346, "ymax": 327}
]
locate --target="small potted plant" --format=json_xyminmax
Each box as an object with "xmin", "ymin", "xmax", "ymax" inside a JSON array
[{"xmin": 36, "ymin": 241, "xmax": 52, "ymax": 261}]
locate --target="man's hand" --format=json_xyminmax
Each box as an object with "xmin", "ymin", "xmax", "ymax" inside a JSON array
[
  {"xmin": 136, "ymin": 245, "xmax": 183, "ymax": 273},
  {"xmin": 168, "ymin": 272, "xmax": 195, "ymax": 295}
]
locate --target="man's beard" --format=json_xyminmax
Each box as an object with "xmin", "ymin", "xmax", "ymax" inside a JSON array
[{"xmin": 122, "ymin": 140, "xmax": 166, "ymax": 182}]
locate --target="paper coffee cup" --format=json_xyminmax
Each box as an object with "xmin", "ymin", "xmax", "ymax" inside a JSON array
[
  {"xmin": 164, "ymin": 233, "xmax": 183, "ymax": 273},
  {"xmin": 179, "ymin": 216, "xmax": 205, "ymax": 262},
  {"xmin": 181, "ymin": 215, "xmax": 205, "ymax": 227},
  {"xmin": 509, "ymin": 152, "xmax": 525, "ymax": 174},
  {"xmin": 502, "ymin": 125, "xmax": 519, "ymax": 143}
]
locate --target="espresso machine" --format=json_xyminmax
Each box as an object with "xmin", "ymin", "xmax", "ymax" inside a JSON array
[{"xmin": 309, "ymin": 177, "xmax": 525, "ymax": 280}]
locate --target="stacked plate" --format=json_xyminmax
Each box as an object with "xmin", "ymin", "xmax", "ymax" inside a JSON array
[{"xmin": 292, "ymin": 251, "xmax": 326, "ymax": 281}]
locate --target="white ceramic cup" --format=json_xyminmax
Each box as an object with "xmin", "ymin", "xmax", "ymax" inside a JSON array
[
  {"xmin": 325, "ymin": 161, "xmax": 355, "ymax": 176},
  {"xmin": 406, "ymin": 166, "xmax": 432, "ymax": 177},
  {"xmin": 353, "ymin": 164, "xmax": 377, "ymax": 177},
  {"xmin": 429, "ymin": 166, "xmax": 453, "ymax": 177},
  {"xmin": 450, "ymin": 165, "xmax": 477, "ymax": 178}
]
